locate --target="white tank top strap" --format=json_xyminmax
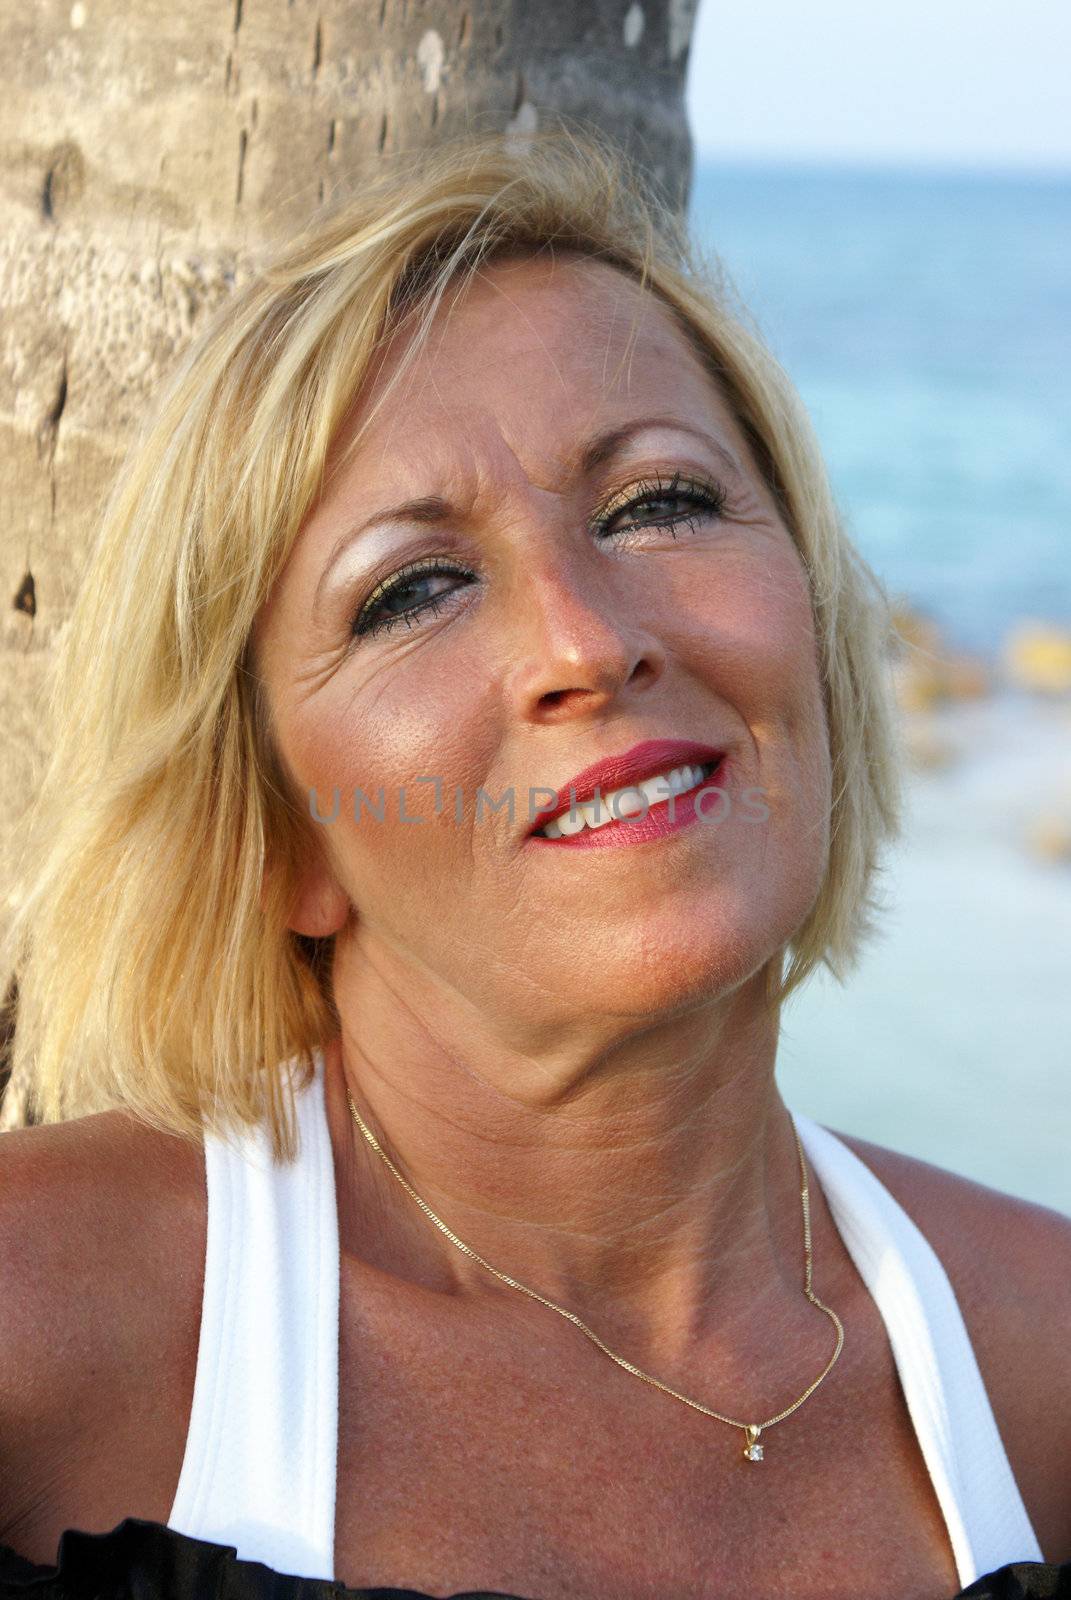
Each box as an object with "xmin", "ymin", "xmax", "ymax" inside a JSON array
[
  {"xmin": 166, "ymin": 1044, "xmax": 339, "ymax": 1580},
  {"xmin": 165, "ymin": 1054, "xmax": 1042, "ymax": 1589},
  {"xmin": 792, "ymin": 1111, "xmax": 1044, "ymax": 1586}
]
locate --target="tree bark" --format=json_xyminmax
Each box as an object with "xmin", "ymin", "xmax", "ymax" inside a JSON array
[{"xmin": 0, "ymin": 0, "xmax": 700, "ymax": 1127}]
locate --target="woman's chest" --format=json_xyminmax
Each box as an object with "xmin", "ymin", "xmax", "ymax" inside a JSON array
[{"xmin": 332, "ymin": 1285, "xmax": 963, "ymax": 1600}]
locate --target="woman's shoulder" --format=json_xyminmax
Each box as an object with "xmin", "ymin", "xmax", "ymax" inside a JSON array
[
  {"xmin": 0, "ymin": 1107, "xmax": 207, "ymax": 1318},
  {"xmin": 0, "ymin": 1105, "xmax": 208, "ymax": 1382},
  {"xmin": 830, "ymin": 1127, "xmax": 1071, "ymax": 1563},
  {"xmin": 829, "ymin": 1126, "xmax": 1071, "ymax": 1313},
  {"xmin": 0, "ymin": 1110, "xmax": 207, "ymax": 1548}
]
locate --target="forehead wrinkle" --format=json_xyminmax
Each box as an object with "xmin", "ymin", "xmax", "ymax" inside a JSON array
[
  {"xmin": 390, "ymin": 261, "xmax": 679, "ymax": 449},
  {"xmin": 340, "ymin": 265, "xmax": 734, "ymax": 529},
  {"xmin": 463, "ymin": 264, "xmax": 574, "ymax": 403},
  {"xmin": 599, "ymin": 292, "xmax": 617, "ymax": 394},
  {"xmin": 560, "ymin": 262, "xmax": 667, "ymax": 403},
  {"xmin": 589, "ymin": 272, "xmax": 648, "ymax": 401},
  {"xmin": 616, "ymin": 290, "xmax": 647, "ymax": 402},
  {"xmin": 550, "ymin": 266, "xmax": 689, "ymax": 411},
  {"xmin": 362, "ymin": 329, "xmax": 455, "ymax": 479},
  {"xmin": 358, "ymin": 270, "xmax": 562, "ymax": 474},
  {"xmin": 374, "ymin": 277, "xmax": 576, "ymax": 497}
]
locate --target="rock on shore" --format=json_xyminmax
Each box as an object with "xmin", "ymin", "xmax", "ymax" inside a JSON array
[{"xmin": 886, "ymin": 600, "xmax": 1071, "ymax": 865}]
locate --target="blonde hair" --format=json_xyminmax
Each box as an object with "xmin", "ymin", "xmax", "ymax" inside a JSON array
[{"xmin": 2, "ymin": 125, "xmax": 904, "ymax": 1161}]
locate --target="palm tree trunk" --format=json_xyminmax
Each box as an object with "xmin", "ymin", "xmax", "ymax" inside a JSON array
[{"xmin": 0, "ymin": 0, "xmax": 699, "ymax": 1127}]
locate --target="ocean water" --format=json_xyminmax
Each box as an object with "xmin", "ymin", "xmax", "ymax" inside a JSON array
[
  {"xmin": 687, "ymin": 162, "xmax": 1071, "ymax": 659},
  {"xmin": 687, "ymin": 163, "xmax": 1071, "ymax": 1214}
]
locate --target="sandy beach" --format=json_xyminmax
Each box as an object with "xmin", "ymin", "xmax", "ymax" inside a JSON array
[{"xmin": 777, "ymin": 622, "xmax": 1071, "ymax": 1215}]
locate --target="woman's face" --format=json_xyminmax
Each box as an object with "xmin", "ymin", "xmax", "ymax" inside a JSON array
[{"xmin": 253, "ymin": 253, "xmax": 831, "ymax": 1034}]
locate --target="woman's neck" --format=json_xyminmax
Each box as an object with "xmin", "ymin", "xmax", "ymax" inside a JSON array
[{"xmin": 322, "ymin": 944, "xmax": 808, "ymax": 1373}]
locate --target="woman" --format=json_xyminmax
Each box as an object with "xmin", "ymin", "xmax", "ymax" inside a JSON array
[{"xmin": 0, "ymin": 128, "xmax": 1067, "ymax": 1600}]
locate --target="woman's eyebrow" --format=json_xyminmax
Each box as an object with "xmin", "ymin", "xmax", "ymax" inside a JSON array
[
  {"xmin": 314, "ymin": 416, "xmax": 743, "ymax": 606},
  {"xmin": 574, "ymin": 416, "xmax": 743, "ymax": 479}
]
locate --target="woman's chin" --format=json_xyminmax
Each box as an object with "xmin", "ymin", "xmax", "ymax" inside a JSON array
[{"xmin": 530, "ymin": 920, "xmax": 777, "ymax": 1020}]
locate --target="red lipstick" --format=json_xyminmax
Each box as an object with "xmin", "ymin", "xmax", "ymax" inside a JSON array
[{"xmin": 527, "ymin": 738, "xmax": 729, "ymax": 837}]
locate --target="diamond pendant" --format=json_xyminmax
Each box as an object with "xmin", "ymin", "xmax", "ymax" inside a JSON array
[{"xmin": 742, "ymin": 1424, "xmax": 764, "ymax": 1462}]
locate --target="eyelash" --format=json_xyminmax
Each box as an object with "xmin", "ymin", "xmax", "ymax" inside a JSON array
[{"xmin": 351, "ymin": 472, "xmax": 730, "ymax": 640}]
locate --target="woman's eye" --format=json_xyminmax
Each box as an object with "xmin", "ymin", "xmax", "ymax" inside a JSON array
[
  {"xmin": 353, "ymin": 563, "xmax": 471, "ymax": 639},
  {"xmin": 351, "ymin": 476, "xmax": 728, "ymax": 642},
  {"xmin": 596, "ymin": 475, "xmax": 729, "ymax": 540}
]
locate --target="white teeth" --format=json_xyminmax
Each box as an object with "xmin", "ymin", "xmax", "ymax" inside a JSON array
[
  {"xmin": 551, "ymin": 806, "xmax": 587, "ymax": 836},
  {"xmin": 538, "ymin": 762, "xmax": 715, "ymax": 839}
]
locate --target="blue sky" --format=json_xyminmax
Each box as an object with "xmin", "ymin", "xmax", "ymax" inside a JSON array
[{"xmin": 685, "ymin": 0, "xmax": 1071, "ymax": 171}]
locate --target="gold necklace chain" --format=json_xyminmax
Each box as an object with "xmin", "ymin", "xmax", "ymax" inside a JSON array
[{"xmin": 345, "ymin": 1090, "xmax": 844, "ymax": 1462}]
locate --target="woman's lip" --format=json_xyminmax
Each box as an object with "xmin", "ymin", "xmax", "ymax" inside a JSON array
[
  {"xmin": 527, "ymin": 738, "xmax": 730, "ymax": 836},
  {"xmin": 526, "ymin": 756, "xmax": 731, "ymax": 848}
]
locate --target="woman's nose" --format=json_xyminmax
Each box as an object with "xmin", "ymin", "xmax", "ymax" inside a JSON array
[{"xmin": 502, "ymin": 552, "xmax": 666, "ymax": 723}]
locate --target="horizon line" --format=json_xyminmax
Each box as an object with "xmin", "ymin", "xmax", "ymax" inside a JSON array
[{"xmin": 689, "ymin": 149, "xmax": 1071, "ymax": 181}]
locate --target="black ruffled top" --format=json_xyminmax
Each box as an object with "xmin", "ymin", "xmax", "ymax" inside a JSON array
[{"xmin": 0, "ymin": 1520, "xmax": 1068, "ymax": 1600}]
